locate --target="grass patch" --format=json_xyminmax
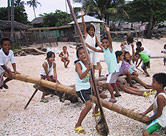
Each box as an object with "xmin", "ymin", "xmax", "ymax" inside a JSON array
[{"xmin": 12, "ymin": 43, "xmax": 21, "ymax": 53}]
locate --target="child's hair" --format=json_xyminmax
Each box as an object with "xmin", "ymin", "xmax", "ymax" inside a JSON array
[
  {"xmin": 164, "ymin": 44, "xmax": 166, "ymax": 49},
  {"xmin": 124, "ymin": 51, "xmax": 130, "ymax": 62},
  {"xmin": 0, "ymin": 37, "xmax": 12, "ymax": 45},
  {"xmin": 63, "ymin": 46, "xmax": 67, "ymax": 49},
  {"xmin": 135, "ymin": 52, "xmax": 140, "ymax": 57},
  {"xmin": 76, "ymin": 46, "xmax": 84, "ymax": 58},
  {"xmin": 115, "ymin": 51, "xmax": 123, "ymax": 58},
  {"xmin": 127, "ymin": 36, "xmax": 133, "ymax": 44},
  {"xmin": 136, "ymin": 41, "xmax": 142, "ymax": 47},
  {"xmin": 101, "ymin": 37, "xmax": 108, "ymax": 42},
  {"xmin": 136, "ymin": 47, "xmax": 142, "ymax": 52},
  {"xmin": 153, "ymin": 73, "xmax": 166, "ymax": 88},
  {"xmin": 46, "ymin": 51, "xmax": 55, "ymax": 59},
  {"xmin": 86, "ymin": 24, "xmax": 95, "ymax": 34}
]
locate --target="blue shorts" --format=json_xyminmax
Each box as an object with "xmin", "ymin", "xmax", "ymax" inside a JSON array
[{"xmin": 146, "ymin": 119, "xmax": 162, "ymax": 134}]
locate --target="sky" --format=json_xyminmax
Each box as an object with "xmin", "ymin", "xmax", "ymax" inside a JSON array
[{"xmin": 0, "ymin": 0, "xmax": 82, "ymax": 21}]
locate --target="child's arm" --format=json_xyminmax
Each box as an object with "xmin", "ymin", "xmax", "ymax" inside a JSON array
[
  {"xmin": 131, "ymin": 43, "xmax": 135, "ymax": 57},
  {"xmin": 120, "ymin": 42, "xmax": 125, "ymax": 50},
  {"xmin": 59, "ymin": 52, "xmax": 62, "ymax": 57},
  {"xmin": 86, "ymin": 43, "xmax": 103, "ymax": 52},
  {"xmin": 1, "ymin": 65, "xmax": 13, "ymax": 78},
  {"xmin": 53, "ymin": 63, "xmax": 58, "ymax": 81},
  {"xmin": 12, "ymin": 63, "xmax": 19, "ymax": 74},
  {"xmin": 75, "ymin": 62, "xmax": 92, "ymax": 79},
  {"xmin": 43, "ymin": 62, "xmax": 51, "ymax": 81},
  {"xmin": 95, "ymin": 35, "xmax": 103, "ymax": 50},
  {"xmin": 105, "ymin": 25, "xmax": 112, "ymax": 49},
  {"xmin": 81, "ymin": 10, "xmax": 87, "ymax": 38}
]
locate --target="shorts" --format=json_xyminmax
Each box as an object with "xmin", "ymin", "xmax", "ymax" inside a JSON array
[
  {"xmin": 40, "ymin": 75, "xmax": 60, "ymax": 83},
  {"xmin": 89, "ymin": 51, "xmax": 97, "ymax": 65},
  {"xmin": 95, "ymin": 62, "xmax": 102, "ymax": 70},
  {"xmin": 163, "ymin": 58, "xmax": 166, "ymax": 63},
  {"xmin": 76, "ymin": 88, "xmax": 91, "ymax": 103},
  {"xmin": 0, "ymin": 73, "xmax": 4, "ymax": 87},
  {"xmin": 106, "ymin": 73, "xmax": 119, "ymax": 84},
  {"xmin": 141, "ymin": 61, "xmax": 149, "ymax": 70},
  {"xmin": 61, "ymin": 58, "xmax": 68, "ymax": 62},
  {"xmin": 146, "ymin": 119, "xmax": 162, "ymax": 134}
]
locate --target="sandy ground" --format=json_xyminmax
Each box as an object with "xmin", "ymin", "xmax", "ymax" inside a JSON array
[{"xmin": 0, "ymin": 38, "xmax": 166, "ymax": 136}]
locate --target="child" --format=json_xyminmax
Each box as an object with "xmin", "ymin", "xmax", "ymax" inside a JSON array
[
  {"xmin": 120, "ymin": 36, "xmax": 134, "ymax": 54},
  {"xmin": 136, "ymin": 41, "xmax": 150, "ymax": 57},
  {"xmin": 59, "ymin": 46, "xmax": 70, "ymax": 68},
  {"xmin": 86, "ymin": 25, "xmax": 121, "ymax": 103},
  {"xmin": 40, "ymin": 51, "xmax": 59, "ymax": 102},
  {"xmin": 74, "ymin": 47, "xmax": 105, "ymax": 134},
  {"xmin": 161, "ymin": 44, "xmax": 166, "ymax": 65},
  {"xmin": 0, "ymin": 38, "xmax": 19, "ymax": 89},
  {"xmin": 140, "ymin": 73, "xmax": 166, "ymax": 136},
  {"xmin": 136, "ymin": 47, "xmax": 150, "ymax": 77},
  {"xmin": 81, "ymin": 10, "xmax": 102, "ymax": 70}
]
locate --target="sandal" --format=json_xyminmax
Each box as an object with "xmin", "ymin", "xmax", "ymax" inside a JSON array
[
  {"xmin": 109, "ymin": 99, "xmax": 117, "ymax": 103},
  {"xmin": 40, "ymin": 99, "xmax": 49, "ymax": 103},
  {"xmin": 75, "ymin": 126, "xmax": 86, "ymax": 134},
  {"xmin": 92, "ymin": 111, "xmax": 101, "ymax": 117}
]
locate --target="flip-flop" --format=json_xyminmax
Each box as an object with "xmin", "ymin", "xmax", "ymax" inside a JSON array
[
  {"xmin": 114, "ymin": 93, "xmax": 121, "ymax": 97},
  {"xmin": 109, "ymin": 99, "xmax": 117, "ymax": 103},
  {"xmin": 40, "ymin": 99, "xmax": 49, "ymax": 103},
  {"xmin": 92, "ymin": 111, "xmax": 101, "ymax": 117},
  {"xmin": 75, "ymin": 126, "xmax": 86, "ymax": 134}
]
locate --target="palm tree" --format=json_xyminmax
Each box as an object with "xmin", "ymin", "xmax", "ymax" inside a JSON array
[
  {"xmin": 73, "ymin": 0, "xmax": 127, "ymax": 24},
  {"xmin": 26, "ymin": 0, "xmax": 41, "ymax": 18}
]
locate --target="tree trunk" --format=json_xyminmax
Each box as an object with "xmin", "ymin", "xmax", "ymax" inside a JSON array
[
  {"xmin": 8, "ymin": 0, "xmax": 11, "ymax": 21},
  {"xmin": 146, "ymin": 8, "xmax": 153, "ymax": 39}
]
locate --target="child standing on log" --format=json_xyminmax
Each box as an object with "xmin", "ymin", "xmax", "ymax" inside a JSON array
[
  {"xmin": 74, "ymin": 47, "xmax": 105, "ymax": 134},
  {"xmin": 0, "ymin": 38, "xmax": 19, "ymax": 89},
  {"xmin": 140, "ymin": 73, "xmax": 166, "ymax": 136},
  {"xmin": 59, "ymin": 46, "xmax": 70, "ymax": 68},
  {"xmin": 86, "ymin": 25, "xmax": 121, "ymax": 103},
  {"xmin": 40, "ymin": 51, "xmax": 59, "ymax": 103}
]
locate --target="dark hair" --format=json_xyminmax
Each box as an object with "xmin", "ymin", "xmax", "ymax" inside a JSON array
[
  {"xmin": 63, "ymin": 46, "xmax": 67, "ymax": 49},
  {"xmin": 136, "ymin": 47, "xmax": 142, "ymax": 52},
  {"xmin": 86, "ymin": 24, "xmax": 95, "ymax": 34},
  {"xmin": 115, "ymin": 51, "xmax": 123, "ymax": 58},
  {"xmin": 135, "ymin": 52, "xmax": 140, "ymax": 57},
  {"xmin": 46, "ymin": 51, "xmax": 55, "ymax": 59},
  {"xmin": 101, "ymin": 37, "xmax": 108, "ymax": 42},
  {"xmin": 153, "ymin": 73, "xmax": 166, "ymax": 88},
  {"xmin": 76, "ymin": 46, "xmax": 84, "ymax": 58},
  {"xmin": 1, "ymin": 37, "xmax": 12, "ymax": 45},
  {"xmin": 136, "ymin": 41, "xmax": 142, "ymax": 47},
  {"xmin": 164, "ymin": 44, "xmax": 166, "ymax": 48},
  {"xmin": 127, "ymin": 36, "xmax": 133, "ymax": 44}
]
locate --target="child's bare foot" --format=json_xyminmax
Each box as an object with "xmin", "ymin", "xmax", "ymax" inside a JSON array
[{"xmin": 100, "ymin": 93, "xmax": 107, "ymax": 99}]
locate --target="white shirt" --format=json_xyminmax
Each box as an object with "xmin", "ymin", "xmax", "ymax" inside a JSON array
[
  {"xmin": 0, "ymin": 49, "xmax": 15, "ymax": 74},
  {"xmin": 142, "ymin": 47, "xmax": 150, "ymax": 56},
  {"xmin": 40, "ymin": 60, "xmax": 53, "ymax": 76},
  {"xmin": 124, "ymin": 41, "xmax": 132, "ymax": 54}
]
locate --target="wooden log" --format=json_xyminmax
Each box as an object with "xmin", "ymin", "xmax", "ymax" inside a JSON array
[{"xmin": 91, "ymin": 96, "xmax": 147, "ymax": 124}]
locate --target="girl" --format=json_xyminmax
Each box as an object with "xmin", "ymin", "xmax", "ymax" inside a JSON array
[
  {"xmin": 120, "ymin": 36, "xmax": 134, "ymax": 54},
  {"xmin": 81, "ymin": 10, "xmax": 102, "ymax": 70},
  {"xmin": 75, "ymin": 47, "xmax": 104, "ymax": 134},
  {"xmin": 40, "ymin": 51, "xmax": 59, "ymax": 102}
]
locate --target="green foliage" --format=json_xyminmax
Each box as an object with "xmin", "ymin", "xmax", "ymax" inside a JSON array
[{"xmin": 42, "ymin": 10, "xmax": 72, "ymax": 27}]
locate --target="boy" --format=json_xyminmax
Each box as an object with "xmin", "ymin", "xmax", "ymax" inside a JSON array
[
  {"xmin": 86, "ymin": 25, "xmax": 121, "ymax": 103},
  {"xmin": 161, "ymin": 44, "xmax": 166, "ymax": 65},
  {"xmin": 59, "ymin": 46, "xmax": 70, "ymax": 68},
  {"xmin": 120, "ymin": 36, "xmax": 134, "ymax": 54},
  {"xmin": 136, "ymin": 41, "xmax": 150, "ymax": 57},
  {"xmin": 140, "ymin": 73, "xmax": 166, "ymax": 136},
  {"xmin": 136, "ymin": 47, "xmax": 150, "ymax": 77},
  {"xmin": 0, "ymin": 38, "xmax": 19, "ymax": 89}
]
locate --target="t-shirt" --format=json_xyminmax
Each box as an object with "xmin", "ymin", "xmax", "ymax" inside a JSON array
[
  {"xmin": 142, "ymin": 47, "xmax": 150, "ymax": 56},
  {"xmin": 139, "ymin": 52, "xmax": 150, "ymax": 63},
  {"xmin": 104, "ymin": 48, "xmax": 119, "ymax": 74},
  {"xmin": 119, "ymin": 61, "xmax": 130, "ymax": 75},
  {"xmin": 0, "ymin": 49, "xmax": 15, "ymax": 74}
]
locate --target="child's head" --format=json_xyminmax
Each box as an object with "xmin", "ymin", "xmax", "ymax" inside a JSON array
[
  {"xmin": 76, "ymin": 45, "xmax": 81, "ymax": 50},
  {"xmin": 152, "ymin": 73, "xmax": 166, "ymax": 90},
  {"xmin": 134, "ymin": 52, "xmax": 140, "ymax": 61},
  {"xmin": 124, "ymin": 51, "xmax": 131, "ymax": 61},
  {"xmin": 136, "ymin": 41, "xmax": 142, "ymax": 48},
  {"xmin": 0, "ymin": 38, "xmax": 12, "ymax": 54},
  {"xmin": 136, "ymin": 47, "xmax": 142, "ymax": 53},
  {"xmin": 101, "ymin": 37, "xmax": 109, "ymax": 49},
  {"xmin": 46, "ymin": 51, "xmax": 55, "ymax": 62},
  {"xmin": 115, "ymin": 51, "xmax": 124, "ymax": 61},
  {"xmin": 63, "ymin": 46, "xmax": 67, "ymax": 52},
  {"xmin": 164, "ymin": 44, "xmax": 166, "ymax": 49},
  {"xmin": 86, "ymin": 24, "xmax": 95, "ymax": 36},
  {"xmin": 76, "ymin": 47, "xmax": 87, "ymax": 61},
  {"xmin": 127, "ymin": 36, "xmax": 133, "ymax": 44}
]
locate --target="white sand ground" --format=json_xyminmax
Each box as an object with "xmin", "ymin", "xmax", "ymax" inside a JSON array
[{"xmin": 0, "ymin": 38, "xmax": 166, "ymax": 136}]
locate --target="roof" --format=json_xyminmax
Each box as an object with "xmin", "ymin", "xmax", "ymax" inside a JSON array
[
  {"xmin": 0, "ymin": 20, "xmax": 32, "ymax": 30},
  {"xmin": 69, "ymin": 15, "xmax": 104, "ymax": 24},
  {"xmin": 31, "ymin": 17, "xmax": 43, "ymax": 25}
]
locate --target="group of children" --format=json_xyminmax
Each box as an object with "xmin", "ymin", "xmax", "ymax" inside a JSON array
[{"xmin": 0, "ymin": 12, "xmax": 166, "ymax": 136}]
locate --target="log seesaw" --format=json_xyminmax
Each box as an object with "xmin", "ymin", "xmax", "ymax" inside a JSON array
[{"xmin": 4, "ymin": 72, "xmax": 147, "ymax": 124}]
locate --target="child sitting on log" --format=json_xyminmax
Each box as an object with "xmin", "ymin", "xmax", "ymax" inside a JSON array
[
  {"xmin": 74, "ymin": 47, "xmax": 106, "ymax": 134},
  {"xmin": 59, "ymin": 46, "xmax": 70, "ymax": 68},
  {"xmin": 40, "ymin": 51, "xmax": 60, "ymax": 103},
  {"xmin": 140, "ymin": 73, "xmax": 166, "ymax": 136},
  {"xmin": 0, "ymin": 38, "xmax": 19, "ymax": 89}
]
